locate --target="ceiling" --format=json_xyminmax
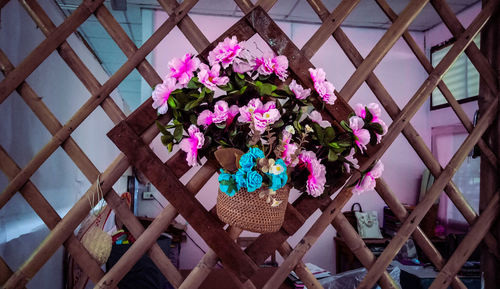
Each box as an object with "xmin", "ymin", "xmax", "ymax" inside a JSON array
[{"xmin": 55, "ymin": 0, "xmax": 479, "ymax": 112}]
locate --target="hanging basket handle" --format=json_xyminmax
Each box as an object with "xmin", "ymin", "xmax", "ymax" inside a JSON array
[{"xmin": 351, "ymin": 202, "xmax": 363, "ymax": 212}]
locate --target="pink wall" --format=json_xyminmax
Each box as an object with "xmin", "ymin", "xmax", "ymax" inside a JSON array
[{"xmin": 149, "ymin": 11, "xmax": 429, "ymax": 273}]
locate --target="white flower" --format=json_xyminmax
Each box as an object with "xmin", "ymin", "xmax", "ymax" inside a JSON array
[
  {"xmin": 285, "ymin": 125, "xmax": 295, "ymax": 135},
  {"xmin": 305, "ymin": 124, "xmax": 313, "ymax": 133}
]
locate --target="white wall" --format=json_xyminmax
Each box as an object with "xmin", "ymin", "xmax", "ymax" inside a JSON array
[
  {"xmin": 0, "ymin": 0, "xmax": 127, "ymax": 287},
  {"xmin": 151, "ymin": 11, "xmax": 429, "ymax": 273}
]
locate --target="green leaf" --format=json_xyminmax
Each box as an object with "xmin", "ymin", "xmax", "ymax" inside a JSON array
[
  {"xmin": 370, "ymin": 122, "xmax": 384, "ymax": 135},
  {"xmin": 369, "ymin": 130, "xmax": 378, "ymax": 146},
  {"xmin": 324, "ymin": 127, "xmax": 335, "ymax": 143},
  {"xmin": 219, "ymin": 83, "xmax": 234, "ymax": 91},
  {"xmin": 237, "ymin": 73, "xmax": 245, "ymax": 79},
  {"xmin": 328, "ymin": 149, "xmax": 338, "ymax": 162},
  {"xmin": 216, "ymin": 122, "xmax": 227, "ymax": 129},
  {"xmin": 364, "ymin": 107, "xmax": 373, "ymax": 123},
  {"xmin": 239, "ymin": 86, "xmax": 247, "ymax": 94},
  {"xmin": 156, "ymin": 121, "xmax": 168, "ymax": 135},
  {"xmin": 337, "ymin": 134, "xmax": 353, "ymax": 147},
  {"xmin": 167, "ymin": 96, "xmax": 179, "ymax": 109},
  {"xmin": 259, "ymin": 83, "xmax": 277, "ymax": 96},
  {"xmin": 340, "ymin": 120, "xmax": 352, "ymax": 132},
  {"xmin": 293, "ymin": 120, "xmax": 302, "ymax": 132},
  {"xmin": 313, "ymin": 123, "xmax": 324, "ymax": 144},
  {"xmin": 184, "ymin": 97, "xmax": 204, "ymax": 111},
  {"xmin": 161, "ymin": 134, "xmax": 173, "ymax": 146},
  {"xmin": 187, "ymin": 77, "xmax": 199, "ymax": 89},
  {"xmin": 216, "ymin": 139, "xmax": 230, "ymax": 146},
  {"xmin": 190, "ymin": 114, "xmax": 198, "ymax": 125},
  {"xmin": 328, "ymin": 142, "xmax": 340, "ymax": 149},
  {"xmin": 167, "ymin": 142, "xmax": 173, "ymax": 152},
  {"xmin": 272, "ymin": 119, "xmax": 285, "ymax": 128},
  {"xmin": 174, "ymin": 126, "xmax": 183, "ymax": 142}
]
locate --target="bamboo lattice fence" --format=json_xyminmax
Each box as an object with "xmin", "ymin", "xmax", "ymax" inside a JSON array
[{"xmin": 0, "ymin": 0, "xmax": 499, "ymax": 288}]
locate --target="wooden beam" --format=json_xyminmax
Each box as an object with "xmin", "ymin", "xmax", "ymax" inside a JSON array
[
  {"xmin": 261, "ymin": 189, "xmax": 352, "ymax": 289},
  {"xmin": 339, "ymin": 0, "xmax": 429, "ymax": 101},
  {"xmin": 362, "ymin": 0, "xmax": 498, "ymax": 169},
  {"xmin": 358, "ymin": 95, "xmax": 499, "ymax": 288},
  {"xmin": 20, "ymin": 0, "xmax": 126, "ymax": 125},
  {"xmin": 0, "ymin": 147, "xmax": 105, "ymax": 286},
  {"xmin": 301, "ymin": 0, "xmax": 361, "ymax": 60},
  {"xmin": 0, "ymin": 0, "xmax": 105, "ymax": 103},
  {"xmin": 478, "ymin": 1, "xmax": 500, "ymax": 286},
  {"xmin": 429, "ymin": 192, "xmax": 500, "ymax": 289},
  {"xmin": 0, "ymin": 0, "xmax": 200, "ymax": 211},
  {"xmin": 107, "ymin": 121, "xmax": 259, "ymax": 281},
  {"xmin": 277, "ymin": 242, "xmax": 325, "ymax": 289}
]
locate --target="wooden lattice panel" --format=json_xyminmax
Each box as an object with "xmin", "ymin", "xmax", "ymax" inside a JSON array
[{"xmin": 0, "ymin": 0, "xmax": 499, "ymax": 289}]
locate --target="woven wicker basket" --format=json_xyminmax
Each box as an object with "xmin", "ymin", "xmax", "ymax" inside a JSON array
[{"xmin": 216, "ymin": 185, "xmax": 290, "ymax": 233}]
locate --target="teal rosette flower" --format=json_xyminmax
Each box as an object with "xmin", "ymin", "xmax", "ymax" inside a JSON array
[
  {"xmin": 267, "ymin": 172, "xmax": 288, "ymax": 191},
  {"xmin": 246, "ymin": 170, "xmax": 263, "ymax": 192},
  {"xmin": 234, "ymin": 169, "xmax": 247, "ymax": 190},
  {"xmin": 218, "ymin": 169, "xmax": 237, "ymax": 197},
  {"xmin": 248, "ymin": 147, "xmax": 265, "ymax": 159},
  {"xmin": 239, "ymin": 153, "xmax": 255, "ymax": 172}
]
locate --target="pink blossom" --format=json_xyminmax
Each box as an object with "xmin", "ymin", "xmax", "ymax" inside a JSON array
[
  {"xmin": 314, "ymin": 80, "xmax": 336, "ymax": 105},
  {"xmin": 197, "ymin": 101, "xmax": 238, "ymax": 127},
  {"xmin": 238, "ymin": 99, "xmax": 280, "ymax": 134},
  {"xmin": 281, "ymin": 131, "xmax": 298, "ymax": 166},
  {"xmin": 309, "ymin": 68, "xmax": 336, "ymax": 105},
  {"xmin": 289, "ymin": 79, "xmax": 311, "ymax": 100},
  {"xmin": 254, "ymin": 55, "xmax": 289, "ymax": 81},
  {"xmin": 298, "ymin": 151, "xmax": 327, "ymax": 197},
  {"xmin": 208, "ymin": 36, "xmax": 243, "ymax": 68},
  {"xmin": 233, "ymin": 59, "xmax": 252, "ymax": 73},
  {"xmin": 353, "ymin": 161, "xmax": 384, "ymax": 194},
  {"xmin": 198, "ymin": 63, "xmax": 229, "ymax": 90},
  {"xmin": 354, "ymin": 103, "xmax": 387, "ymax": 143},
  {"xmin": 349, "ymin": 116, "xmax": 370, "ymax": 153},
  {"xmin": 309, "ymin": 111, "xmax": 330, "ymax": 128},
  {"xmin": 152, "ymin": 78, "xmax": 177, "ymax": 114},
  {"xmin": 167, "ymin": 54, "xmax": 200, "ymax": 87},
  {"xmin": 343, "ymin": 148, "xmax": 359, "ymax": 174},
  {"xmin": 179, "ymin": 125, "xmax": 205, "ymax": 167}
]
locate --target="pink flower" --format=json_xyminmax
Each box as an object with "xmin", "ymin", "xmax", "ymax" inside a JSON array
[
  {"xmin": 309, "ymin": 68, "xmax": 336, "ymax": 105},
  {"xmin": 208, "ymin": 36, "xmax": 243, "ymax": 68},
  {"xmin": 289, "ymin": 79, "xmax": 311, "ymax": 100},
  {"xmin": 179, "ymin": 125, "xmax": 205, "ymax": 167},
  {"xmin": 349, "ymin": 116, "xmax": 370, "ymax": 153},
  {"xmin": 281, "ymin": 131, "xmax": 298, "ymax": 166},
  {"xmin": 238, "ymin": 99, "xmax": 280, "ymax": 134},
  {"xmin": 197, "ymin": 101, "xmax": 238, "ymax": 127},
  {"xmin": 152, "ymin": 78, "xmax": 177, "ymax": 114},
  {"xmin": 198, "ymin": 63, "xmax": 229, "ymax": 91},
  {"xmin": 353, "ymin": 161, "xmax": 384, "ymax": 194},
  {"xmin": 354, "ymin": 103, "xmax": 388, "ymax": 143},
  {"xmin": 298, "ymin": 151, "xmax": 327, "ymax": 197},
  {"xmin": 309, "ymin": 111, "xmax": 330, "ymax": 128},
  {"xmin": 254, "ymin": 55, "xmax": 289, "ymax": 81},
  {"xmin": 167, "ymin": 54, "xmax": 200, "ymax": 87},
  {"xmin": 343, "ymin": 148, "xmax": 359, "ymax": 173}
]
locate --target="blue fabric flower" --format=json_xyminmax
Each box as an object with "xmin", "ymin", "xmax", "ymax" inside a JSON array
[
  {"xmin": 218, "ymin": 169, "xmax": 237, "ymax": 197},
  {"xmin": 234, "ymin": 169, "xmax": 247, "ymax": 190},
  {"xmin": 248, "ymin": 147, "xmax": 265, "ymax": 159},
  {"xmin": 246, "ymin": 170, "xmax": 263, "ymax": 192},
  {"xmin": 239, "ymin": 153, "xmax": 255, "ymax": 172},
  {"xmin": 268, "ymin": 172, "xmax": 288, "ymax": 191}
]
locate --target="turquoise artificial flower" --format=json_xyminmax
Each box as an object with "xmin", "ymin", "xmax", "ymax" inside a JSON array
[
  {"xmin": 268, "ymin": 172, "xmax": 288, "ymax": 191},
  {"xmin": 248, "ymin": 147, "xmax": 265, "ymax": 159},
  {"xmin": 218, "ymin": 169, "xmax": 237, "ymax": 197},
  {"xmin": 234, "ymin": 169, "xmax": 247, "ymax": 190},
  {"xmin": 239, "ymin": 153, "xmax": 255, "ymax": 172},
  {"xmin": 246, "ymin": 170, "xmax": 263, "ymax": 192}
]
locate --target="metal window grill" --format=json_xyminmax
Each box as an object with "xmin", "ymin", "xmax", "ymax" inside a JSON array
[{"xmin": 0, "ymin": 0, "xmax": 499, "ymax": 288}]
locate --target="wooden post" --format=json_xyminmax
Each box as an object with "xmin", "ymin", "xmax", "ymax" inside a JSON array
[{"xmin": 479, "ymin": 1, "xmax": 500, "ymax": 287}]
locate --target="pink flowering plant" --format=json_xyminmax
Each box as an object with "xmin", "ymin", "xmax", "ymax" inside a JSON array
[{"xmin": 153, "ymin": 36, "xmax": 387, "ymax": 202}]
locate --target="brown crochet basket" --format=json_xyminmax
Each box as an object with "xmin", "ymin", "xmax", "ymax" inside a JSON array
[{"xmin": 216, "ymin": 185, "xmax": 290, "ymax": 233}]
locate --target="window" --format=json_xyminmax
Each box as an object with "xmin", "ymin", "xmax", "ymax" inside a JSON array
[{"xmin": 430, "ymin": 35, "xmax": 480, "ymax": 110}]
